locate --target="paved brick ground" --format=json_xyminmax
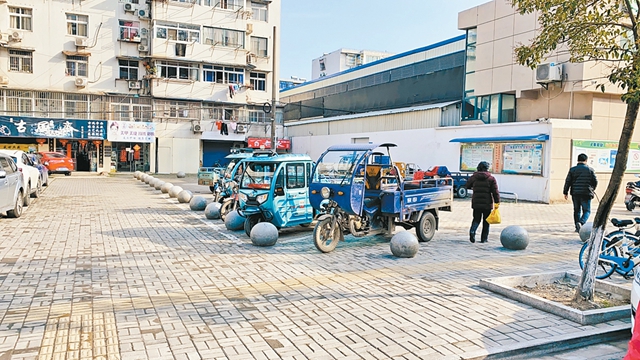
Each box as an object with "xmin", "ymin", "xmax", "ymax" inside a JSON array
[{"xmin": 0, "ymin": 174, "xmax": 633, "ymax": 360}]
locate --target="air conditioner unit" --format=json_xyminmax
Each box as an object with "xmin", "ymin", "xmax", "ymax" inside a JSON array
[
  {"xmin": 140, "ymin": 28, "xmax": 149, "ymax": 36},
  {"xmin": 75, "ymin": 77, "xmax": 88, "ymax": 87},
  {"xmin": 137, "ymin": 9, "xmax": 149, "ymax": 18},
  {"xmin": 246, "ymin": 23, "xmax": 253, "ymax": 35},
  {"xmin": 536, "ymin": 63, "xmax": 563, "ymax": 84},
  {"xmin": 138, "ymin": 44, "xmax": 149, "ymax": 52},
  {"xmin": 124, "ymin": 3, "xmax": 136, "ymax": 12},
  {"xmin": 9, "ymin": 31, "xmax": 22, "ymax": 42},
  {"xmin": 0, "ymin": 76, "xmax": 8, "ymax": 85},
  {"xmin": 191, "ymin": 122, "xmax": 203, "ymax": 133},
  {"xmin": 246, "ymin": 53, "xmax": 255, "ymax": 64},
  {"xmin": 235, "ymin": 124, "xmax": 247, "ymax": 133},
  {"xmin": 128, "ymin": 80, "xmax": 141, "ymax": 90},
  {"xmin": 75, "ymin": 38, "xmax": 88, "ymax": 47}
]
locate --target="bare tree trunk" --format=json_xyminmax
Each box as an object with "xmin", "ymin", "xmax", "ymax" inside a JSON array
[{"xmin": 576, "ymin": 100, "xmax": 640, "ymax": 301}]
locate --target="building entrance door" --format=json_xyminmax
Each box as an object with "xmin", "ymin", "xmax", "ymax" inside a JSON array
[{"xmin": 113, "ymin": 143, "xmax": 149, "ymax": 172}]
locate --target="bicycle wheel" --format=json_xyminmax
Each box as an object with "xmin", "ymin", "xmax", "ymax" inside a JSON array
[{"xmin": 578, "ymin": 238, "xmax": 619, "ymax": 279}]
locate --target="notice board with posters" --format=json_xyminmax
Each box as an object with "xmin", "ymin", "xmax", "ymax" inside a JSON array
[
  {"xmin": 572, "ymin": 139, "xmax": 640, "ymax": 173},
  {"xmin": 460, "ymin": 142, "xmax": 545, "ymax": 175},
  {"xmin": 460, "ymin": 143, "xmax": 498, "ymax": 172}
]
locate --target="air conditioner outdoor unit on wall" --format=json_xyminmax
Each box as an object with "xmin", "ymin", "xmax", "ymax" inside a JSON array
[
  {"xmin": 10, "ymin": 31, "xmax": 22, "ymax": 42},
  {"xmin": 235, "ymin": 124, "xmax": 247, "ymax": 133},
  {"xmin": 128, "ymin": 80, "xmax": 141, "ymax": 90},
  {"xmin": 138, "ymin": 9, "xmax": 149, "ymax": 19},
  {"xmin": 536, "ymin": 63, "xmax": 563, "ymax": 84},
  {"xmin": 75, "ymin": 77, "xmax": 88, "ymax": 87},
  {"xmin": 246, "ymin": 23, "xmax": 253, "ymax": 35},
  {"xmin": 138, "ymin": 44, "xmax": 149, "ymax": 52},
  {"xmin": 75, "ymin": 38, "xmax": 88, "ymax": 47},
  {"xmin": 0, "ymin": 76, "xmax": 8, "ymax": 85},
  {"xmin": 191, "ymin": 121, "xmax": 203, "ymax": 133},
  {"xmin": 124, "ymin": 3, "xmax": 136, "ymax": 12}
]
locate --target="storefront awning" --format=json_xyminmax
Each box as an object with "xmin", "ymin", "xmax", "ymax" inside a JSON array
[{"xmin": 449, "ymin": 134, "xmax": 550, "ymax": 143}]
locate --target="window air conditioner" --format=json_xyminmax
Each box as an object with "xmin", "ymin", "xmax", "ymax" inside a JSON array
[
  {"xmin": 9, "ymin": 31, "xmax": 22, "ymax": 42},
  {"xmin": 138, "ymin": 44, "xmax": 149, "ymax": 52},
  {"xmin": 75, "ymin": 77, "xmax": 88, "ymax": 87},
  {"xmin": 191, "ymin": 121, "xmax": 203, "ymax": 133},
  {"xmin": 75, "ymin": 38, "xmax": 88, "ymax": 47},
  {"xmin": 124, "ymin": 3, "xmax": 136, "ymax": 12},
  {"xmin": 536, "ymin": 63, "xmax": 563, "ymax": 84},
  {"xmin": 0, "ymin": 76, "xmax": 8, "ymax": 85},
  {"xmin": 235, "ymin": 124, "xmax": 247, "ymax": 133},
  {"xmin": 128, "ymin": 80, "xmax": 141, "ymax": 90}
]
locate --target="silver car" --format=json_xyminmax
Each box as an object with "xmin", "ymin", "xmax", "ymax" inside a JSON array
[{"xmin": 0, "ymin": 152, "xmax": 25, "ymax": 218}]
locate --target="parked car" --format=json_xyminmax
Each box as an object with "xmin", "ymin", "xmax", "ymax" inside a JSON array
[
  {"xmin": 29, "ymin": 154, "xmax": 49, "ymax": 187},
  {"xmin": 37, "ymin": 152, "xmax": 74, "ymax": 176},
  {"xmin": 0, "ymin": 150, "xmax": 41, "ymax": 205},
  {"xmin": 0, "ymin": 152, "xmax": 25, "ymax": 218}
]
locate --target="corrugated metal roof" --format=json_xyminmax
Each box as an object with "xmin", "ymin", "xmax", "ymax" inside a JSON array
[{"xmin": 284, "ymin": 101, "xmax": 460, "ymax": 127}]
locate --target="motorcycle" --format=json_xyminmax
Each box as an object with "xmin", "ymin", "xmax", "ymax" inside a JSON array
[
  {"xmin": 219, "ymin": 180, "xmax": 239, "ymax": 220},
  {"xmin": 626, "ymin": 181, "xmax": 640, "ymax": 211}
]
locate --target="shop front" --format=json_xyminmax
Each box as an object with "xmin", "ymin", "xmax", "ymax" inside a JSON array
[
  {"xmin": 0, "ymin": 115, "xmax": 107, "ymax": 172},
  {"xmin": 107, "ymin": 120, "xmax": 155, "ymax": 173}
]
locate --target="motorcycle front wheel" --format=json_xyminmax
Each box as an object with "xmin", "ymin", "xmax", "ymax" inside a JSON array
[
  {"xmin": 313, "ymin": 217, "xmax": 341, "ymax": 253},
  {"xmin": 219, "ymin": 200, "xmax": 234, "ymax": 220}
]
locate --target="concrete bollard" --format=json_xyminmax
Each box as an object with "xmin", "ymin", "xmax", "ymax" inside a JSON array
[
  {"xmin": 500, "ymin": 225, "xmax": 529, "ymax": 250},
  {"xmin": 390, "ymin": 231, "xmax": 419, "ymax": 258},
  {"xmin": 250, "ymin": 222, "xmax": 279, "ymax": 246}
]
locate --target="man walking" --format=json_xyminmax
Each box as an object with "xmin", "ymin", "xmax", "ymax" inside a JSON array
[{"xmin": 563, "ymin": 153, "xmax": 598, "ymax": 232}]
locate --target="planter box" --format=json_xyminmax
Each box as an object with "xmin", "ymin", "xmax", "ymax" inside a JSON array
[{"xmin": 479, "ymin": 271, "xmax": 631, "ymax": 325}]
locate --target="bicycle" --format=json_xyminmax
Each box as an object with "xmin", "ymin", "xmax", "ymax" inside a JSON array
[{"xmin": 578, "ymin": 217, "xmax": 640, "ymax": 279}]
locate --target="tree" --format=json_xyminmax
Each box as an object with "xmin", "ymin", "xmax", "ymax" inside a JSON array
[{"xmin": 512, "ymin": 0, "xmax": 640, "ymax": 301}]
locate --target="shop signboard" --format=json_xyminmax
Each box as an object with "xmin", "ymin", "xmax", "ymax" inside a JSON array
[
  {"xmin": 107, "ymin": 121, "xmax": 155, "ymax": 143},
  {"xmin": 0, "ymin": 116, "xmax": 106, "ymax": 139},
  {"xmin": 572, "ymin": 139, "xmax": 640, "ymax": 173},
  {"xmin": 247, "ymin": 137, "xmax": 291, "ymax": 150}
]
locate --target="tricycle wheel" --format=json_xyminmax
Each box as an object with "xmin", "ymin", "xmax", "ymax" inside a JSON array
[
  {"xmin": 416, "ymin": 212, "xmax": 436, "ymax": 242},
  {"xmin": 457, "ymin": 187, "xmax": 467, "ymax": 198},
  {"xmin": 219, "ymin": 200, "xmax": 233, "ymax": 220},
  {"xmin": 244, "ymin": 214, "xmax": 263, "ymax": 237},
  {"xmin": 627, "ymin": 201, "xmax": 635, "ymax": 211},
  {"xmin": 313, "ymin": 217, "xmax": 341, "ymax": 253}
]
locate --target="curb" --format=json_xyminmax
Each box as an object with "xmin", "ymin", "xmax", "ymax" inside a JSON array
[{"xmin": 461, "ymin": 323, "xmax": 630, "ymax": 359}]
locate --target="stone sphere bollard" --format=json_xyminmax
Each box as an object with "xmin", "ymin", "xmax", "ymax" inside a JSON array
[
  {"xmin": 149, "ymin": 178, "xmax": 158, "ymax": 188},
  {"xmin": 579, "ymin": 222, "xmax": 593, "ymax": 243},
  {"xmin": 154, "ymin": 180, "xmax": 165, "ymax": 190},
  {"xmin": 189, "ymin": 196, "xmax": 207, "ymax": 211},
  {"xmin": 144, "ymin": 176, "xmax": 154, "ymax": 184},
  {"xmin": 168, "ymin": 186, "xmax": 183, "ymax": 198},
  {"xmin": 178, "ymin": 190, "xmax": 193, "ymax": 203},
  {"xmin": 140, "ymin": 174, "xmax": 148, "ymax": 182},
  {"xmin": 224, "ymin": 210, "xmax": 245, "ymax": 231},
  {"xmin": 205, "ymin": 202, "xmax": 222, "ymax": 219},
  {"xmin": 134, "ymin": 171, "xmax": 140, "ymax": 179},
  {"xmin": 390, "ymin": 231, "xmax": 420, "ymax": 258},
  {"xmin": 500, "ymin": 225, "xmax": 530, "ymax": 250},
  {"xmin": 251, "ymin": 222, "xmax": 279, "ymax": 246},
  {"xmin": 161, "ymin": 182, "xmax": 173, "ymax": 194},
  {"xmin": 176, "ymin": 171, "xmax": 186, "ymax": 178}
]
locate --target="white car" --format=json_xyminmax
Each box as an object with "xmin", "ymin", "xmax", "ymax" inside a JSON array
[
  {"xmin": 632, "ymin": 270, "xmax": 640, "ymax": 331},
  {"xmin": 0, "ymin": 150, "xmax": 41, "ymax": 205}
]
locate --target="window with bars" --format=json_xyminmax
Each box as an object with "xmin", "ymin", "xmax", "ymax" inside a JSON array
[
  {"xmin": 248, "ymin": 110, "xmax": 267, "ymax": 123},
  {"xmin": 9, "ymin": 50, "xmax": 33, "ymax": 73},
  {"xmin": 9, "ymin": 7, "xmax": 32, "ymax": 31},
  {"xmin": 110, "ymin": 103, "xmax": 152, "ymax": 121},
  {"xmin": 66, "ymin": 56, "xmax": 88, "ymax": 77},
  {"xmin": 158, "ymin": 61, "xmax": 199, "ymax": 81},
  {"xmin": 203, "ymin": 65, "xmax": 244, "ymax": 84},
  {"xmin": 251, "ymin": 2, "xmax": 268, "ymax": 21},
  {"xmin": 6, "ymin": 94, "xmax": 33, "ymax": 116},
  {"xmin": 249, "ymin": 72, "xmax": 266, "ymax": 91},
  {"xmin": 66, "ymin": 14, "xmax": 88, "ymax": 37},
  {"xmin": 250, "ymin": 36, "xmax": 268, "ymax": 57},
  {"xmin": 215, "ymin": 0, "xmax": 242, "ymax": 10},
  {"xmin": 155, "ymin": 22, "xmax": 200, "ymax": 43},
  {"xmin": 203, "ymin": 27, "xmax": 244, "ymax": 48},
  {"xmin": 118, "ymin": 60, "xmax": 139, "ymax": 80},
  {"xmin": 119, "ymin": 20, "xmax": 140, "ymax": 42}
]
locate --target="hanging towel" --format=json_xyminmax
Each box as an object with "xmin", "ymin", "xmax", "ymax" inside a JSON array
[{"xmin": 229, "ymin": 122, "xmax": 237, "ymax": 132}]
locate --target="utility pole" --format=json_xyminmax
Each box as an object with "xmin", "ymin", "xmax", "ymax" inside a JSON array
[{"xmin": 270, "ymin": 25, "xmax": 277, "ymax": 151}]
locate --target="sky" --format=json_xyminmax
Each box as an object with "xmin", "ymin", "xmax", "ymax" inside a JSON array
[{"xmin": 279, "ymin": 0, "xmax": 490, "ymax": 81}]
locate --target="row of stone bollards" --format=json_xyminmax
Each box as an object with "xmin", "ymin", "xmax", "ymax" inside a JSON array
[{"xmin": 133, "ymin": 171, "xmax": 280, "ymax": 247}]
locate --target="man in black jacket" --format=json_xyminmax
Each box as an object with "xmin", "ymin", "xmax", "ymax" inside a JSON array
[{"xmin": 563, "ymin": 153, "xmax": 598, "ymax": 232}]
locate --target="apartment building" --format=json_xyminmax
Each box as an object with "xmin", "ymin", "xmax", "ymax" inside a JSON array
[
  {"xmin": 0, "ymin": 0, "xmax": 281, "ymax": 174},
  {"xmin": 311, "ymin": 48, "xmax": 394, "ymax": 79}
]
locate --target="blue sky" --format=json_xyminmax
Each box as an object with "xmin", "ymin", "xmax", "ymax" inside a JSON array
[{"xmin": 280, "ymin": 0, "xmax": 490, "ymax": 81}]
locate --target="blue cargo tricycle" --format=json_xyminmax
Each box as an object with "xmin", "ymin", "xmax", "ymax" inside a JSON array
[
  {"xmin": 309, "ymin": 143, "xmax": 453, "ymax": 253},
  {"xmin": 216, "ymin": 149, "xmax": 253, "ymax": 219},
  {"xmin": 237, "ymin": 151, "xmax": 315, "ymax": 236}
]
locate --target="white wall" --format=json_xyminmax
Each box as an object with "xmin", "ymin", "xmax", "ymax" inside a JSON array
[{"xmin": 290, "ymin": 121, "xmax": 553, "ymax": 202}]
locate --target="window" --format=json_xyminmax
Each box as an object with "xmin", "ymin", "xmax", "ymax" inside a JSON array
[
  {"xmin": 64, "ymin": 94, "xmax": 88, "ymax": 119},
  {"xmin": 66, "ymin": 56, "xmax": 88, "ymax": 77},
  {"xmin": 251, "ymin": 2, "xmax": 268, "ymax": 21},
  {"xmin": 203, "ymin": 65, "xmax": 244, "ymax": 84},
  {"xmin": 170, "ymin": 0, "xmax": 200, "ymax": 3},
  {"xmin": 110, "ymin": 103, "xmax": 152, "ymax": 121},
  {"xmin": 119, "ymin": 20, "xmax": 140, "ymax": 42},
  {"xmin": 9, "ymin": 7, "xmax": 32, "ymax": 31},
  {"xmin": 157, "ymin": 61, "xmax": 199, "ymax": 81},
  {"xmin": 251, "ymin": 37, "xmax": 268, "ymax": 57},
  {"xmin": 215, "ymin": 0, "xmax": 242, "ymax": 10},
  {"xmin": 345, "ymin": 54, "xmax": 357, "ymax": 67},
  {"xmin": 463, "ymin": 27, "xmax": 477, "ymax": 121},
  {"xmin": 66, "ymin": 14, "xmax": 88, "ymax": 37},
  {"xmin": 155, "ymin": 22, "xmax": 200, "ymax": 43},
  {"xmin": 9, "ymin": 50, "xmax": 33, "ymax": 73},
  {"xmin": 319, "ymin": 58, "xmax": 326, "ymax": 71},
  {"xmin": 286, "ymin": 164, "xmax": 305, "ymax": 189},
  {"xmin": 6, "ymin": 91, "xmax": 33, "ymax": 116},
  {"xmin": 250, "ymin": 72, "xmax": 266, "ymax": 91},
  {"xmin": 248, "ymin": 110, "xmax": 267, "ymax": 123},
  {"xmin": 203, "ymin": 27, "xmax": 244, "ymax": 48},
  {"xmin": 119, "ymin": 60, "xmax": 139, "ymax": 80}
]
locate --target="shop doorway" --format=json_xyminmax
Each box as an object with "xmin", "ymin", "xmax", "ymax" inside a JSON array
[
  {"xmin": 113, "ymin": 143, "xmax": 149, "ymax": 172},
  {"xmin": 62, "ymin": 140, "xmax": 99, "ymax": 172}
]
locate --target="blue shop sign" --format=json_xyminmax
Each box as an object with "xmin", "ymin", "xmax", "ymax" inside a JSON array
[{"xmin": 0, "ymin": 116, "xmax": 107, "ymax": 140}]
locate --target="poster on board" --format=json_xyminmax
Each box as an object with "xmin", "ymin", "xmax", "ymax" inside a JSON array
[
  {"xmin": 572, "ymin": 139, "xmax": 640, "ymax": 173},
  {"xmin": 460, "ymin": 144, "xmax": 495, "ymax": 172},
  {"xmin": 502, "ymin": 142, "xmax": 544, "ymax": 175}
]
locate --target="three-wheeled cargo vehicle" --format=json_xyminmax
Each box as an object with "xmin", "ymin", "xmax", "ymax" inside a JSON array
[
  {"xmin": 237, "ymin": 151, "xmax": 315, "ymax": 236},
  {"xmin": 216, "ymin": 149, "xmax": 253, "ymax": 219},
  {"xmin": 309, "ymin": 143, "xmax": 453, "ymax": 253}
]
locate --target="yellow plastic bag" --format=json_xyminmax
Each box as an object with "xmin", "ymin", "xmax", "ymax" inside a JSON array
[{"xmin": 486, "ymin": 208, "xmax": 501, "ymax": 224}]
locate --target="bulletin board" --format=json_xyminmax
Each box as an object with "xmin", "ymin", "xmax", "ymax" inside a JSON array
[
  {"xmin": 460, "ymin": 143, "xmax": 496, "ymax": 172},
  {"xmin": 460, "ymin": 142, "xmax": 545, "ymax": 175},
  {"xmin": 572, "ymin": 139, "xmax": 640, "ymax": 173}
]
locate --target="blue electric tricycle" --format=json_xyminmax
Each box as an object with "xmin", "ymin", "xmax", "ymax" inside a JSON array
[
  {"xmin": 237, "ymin": 151, "xmax": 315, "ymax": 236},
  {"xmin": 309, "ymin": 143, "xmax": 453, "ymax": 253},
  {"xmin": 217, "ymin": 149, "xmax": 253, "ymax": 219}
]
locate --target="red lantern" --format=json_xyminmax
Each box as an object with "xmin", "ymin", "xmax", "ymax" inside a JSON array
[{"xmin": 36, "ymin": 139, "xmax": 46, "ymax": 145}]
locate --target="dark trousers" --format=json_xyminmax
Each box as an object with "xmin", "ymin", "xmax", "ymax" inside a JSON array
[
  {"xmin": 471, "ymin": 208, "xmax": 492, "ymax": 241},
  {"xmin": 572, "ymin": 195, "xmax": 591, "ymax": 226}
]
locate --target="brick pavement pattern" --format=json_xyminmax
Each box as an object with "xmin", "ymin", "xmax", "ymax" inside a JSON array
[{"xmin": 0, "ymin": 175, "xmax": 631, "ymax": 360}]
